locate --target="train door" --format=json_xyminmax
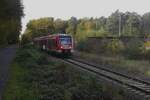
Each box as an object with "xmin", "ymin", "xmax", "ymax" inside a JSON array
[
  {"xmin": 46, "ymin": 39, "xmax": 49, "ymax": 50},
  {"xmin": 55, "ymin": 37, "xmax": 60, "ymax": 50}
]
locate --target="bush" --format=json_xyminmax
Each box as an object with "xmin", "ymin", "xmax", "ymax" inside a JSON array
[
  {"xmin": 105, "ymin": 39, "xmax": 125, "ymax": 55},
  {"xmin": 4, "ymin": 45, "xmax": 126, "ymax": 100},
  {"xmin": 122, "ymin": 39, "xmax": 144, "ymax": 59},
  {"xmin": 143, "ymin": 41, "xmax": 150, "ymax": 60},
  {"xmin": 37, "ymin": 54, "xmax": 49, "ymax": 65},
  {"xmin": 76, "ymin": 40, "xmax": 90, "ymax": 52},
  {"xmin": 143, "ymin": 49, "xmax": 150, "ymax": 60}
]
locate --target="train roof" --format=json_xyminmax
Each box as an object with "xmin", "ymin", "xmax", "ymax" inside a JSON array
[
  {"xmin": 52, "ymin": 33, "xmax": 71, "ymax": 36},
  {"xmin": 33, "ymin": 33, "xmax": 71, "ymax": 40}
]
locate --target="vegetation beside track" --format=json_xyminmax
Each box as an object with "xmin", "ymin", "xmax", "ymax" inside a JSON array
[
  {"xmin": 74, "ymin": 51, "xmax": 150, "ymax": 78},
  {"xmin": 3, "ymin": 44, "xmax": 129, "ymax": 100},
  {"xmin": 76, "ymin": 38, "xmax": 150, "ymax": 79}
]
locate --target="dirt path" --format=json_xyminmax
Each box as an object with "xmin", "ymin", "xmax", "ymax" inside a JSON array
[{"xmin": 0, "ymin": 45, "xmax": 18, "ymax": 99}]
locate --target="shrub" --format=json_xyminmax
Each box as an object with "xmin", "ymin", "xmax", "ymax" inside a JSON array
[
  {"xmin": 143, "ymin": 49, "xmax": 150, "ymax": 60},
  {"xmin": 76, "ymin": 40, "xmax": 90, "ymax": 52},
  {"xmin": 122, "ymin": 39, "xmax": 144, "ymax": 59},
  {"xmin": 143, "ymin": 41, "xmax": 150, "ymax": 60},
  {"xmin": 5, "ymin": 44, "xmax": 126, "ymax": 100},
  {"xmin": 105, "ymin": 39, "xmax": 125, "ymax": 55},
  {"xmin": 37, "ymin": 54, "xmax": 49, "ymax": 65}
]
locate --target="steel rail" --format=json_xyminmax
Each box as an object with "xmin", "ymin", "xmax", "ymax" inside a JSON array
[{"xmin": 64, "ymin": 58, "xmax": 150, "ymax": 97}]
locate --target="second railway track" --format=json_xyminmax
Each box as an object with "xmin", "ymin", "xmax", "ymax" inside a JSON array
[{"xmin": 62, "ymin": 58, "xmax": 150, "ymax": 99}]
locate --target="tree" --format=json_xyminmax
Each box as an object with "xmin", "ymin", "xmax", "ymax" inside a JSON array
[
  {"xmin": 66, "ymin": 17, "xmax": 78, "ymax": 36},
  {"xmin": 106, "ymin": 10, "xmax": 122, "ymax": 36},
  {"xmin": 54, "ymin": 19, "xmax": 67, "ymax": 33},
  {"xmin": 26, "ymin": 17, "xmax": 54, "ymax": 38},
  {"xmin": 122, "ymin": 12, "xmax": 142, "ymax": 36},
  {"xmin": 0, "ymin": 0, "xmax": 24, "ymax": 45},
  {"xmin": 23, "ymin": 11, "xmax": 150, "ymax": 43},
  {"xmin": 143, "ymin": 12, "xmax": 150, "ymax": 35}
]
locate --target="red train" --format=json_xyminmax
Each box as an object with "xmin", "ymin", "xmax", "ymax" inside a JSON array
[{"xmin": 33, "ymin": 34, "xmax": 74, "ymax": 54}]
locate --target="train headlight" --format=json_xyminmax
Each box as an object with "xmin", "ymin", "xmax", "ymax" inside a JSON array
[
  {"xmin": 69, "ymin": 46, "xmax": 72, "ymax": 49},
  {"xmin": 61, "ymin": 46, "xmax": 63, "ymax": 49}
]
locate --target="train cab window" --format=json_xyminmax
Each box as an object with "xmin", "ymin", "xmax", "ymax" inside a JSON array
[{"xmin": 60, "ymin": 36, "xmax": 72, "ymax": 45}]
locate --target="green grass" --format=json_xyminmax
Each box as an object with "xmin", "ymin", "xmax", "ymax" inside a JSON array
[
  {"xmin": 3, "ymin": 45, "xmax": 41, "ymax": 100},
  {"xmin": 3, "ymin": 63, "xmax": 38, "ymax": 100},
  {"xmin": 3, "ymin": 44, "xmax": 128, "ymax": 100},
  {"xmin": 75, "ymin": 51, "xmax": 150, "ymax": 77}
]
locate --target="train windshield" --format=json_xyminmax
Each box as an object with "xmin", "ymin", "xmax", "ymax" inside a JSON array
[{"xmin": 60, "ymin": 36, "xmax": 72, "ymax": 45}]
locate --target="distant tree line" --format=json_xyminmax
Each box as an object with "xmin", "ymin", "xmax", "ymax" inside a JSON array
[
  {"xmin": 0, "ymin": 0, "xmax": 24, "ymax": 45},
  {"xmin": 23, "ymin": 10, "xmax": 150, "ymax": 43}
]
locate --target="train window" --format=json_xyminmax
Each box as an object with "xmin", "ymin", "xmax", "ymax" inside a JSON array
[
  {"xmin": 48, "ymin": 39, "xmax": 56, "ymax": 48},
  {"xmin": 60, "ymin": 36, "xmax": 72, "ymax": 45}
]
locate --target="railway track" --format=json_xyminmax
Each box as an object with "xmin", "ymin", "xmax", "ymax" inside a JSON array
[{"xmin": 63, "ymin": 58, "xmax": 150, "ymax": 99}]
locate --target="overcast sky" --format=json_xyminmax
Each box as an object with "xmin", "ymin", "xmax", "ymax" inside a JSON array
[{"xmin": 22, "ymin": 0, "xmax": 150, "ymax": 33}]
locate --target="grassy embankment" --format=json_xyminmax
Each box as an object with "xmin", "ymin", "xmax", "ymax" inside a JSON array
[
  {"xmin": 76, "ymin": 39, "xmax": 150, "ymax": 78},
  {"xmin": 3, "ymin": 45, "xmax": 130, "ymax": 100},
  {"xmin": 74, "ymin": 51, "xmax": 150, "ymax": 78}
]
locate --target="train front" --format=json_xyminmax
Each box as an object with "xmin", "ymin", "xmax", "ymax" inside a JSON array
[{"xmin": 59, "ymin": 35, "xmax": 74, "ymax": 54}]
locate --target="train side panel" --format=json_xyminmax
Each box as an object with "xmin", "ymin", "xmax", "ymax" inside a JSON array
[{"xmin": 33, "ymin": 34, "xmax": 74, "ymax": 54}]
